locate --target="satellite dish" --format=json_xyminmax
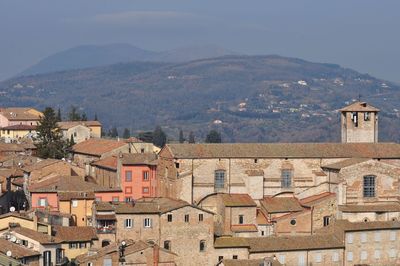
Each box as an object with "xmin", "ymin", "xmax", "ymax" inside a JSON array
[
  {"xmin": 10, "ymin": 236, "xmax": 16, "ymax": 243},
  {"xmin": 9, "ymin": 206, "xmax": 15, "ymax": 212},
  {"xmin": 6, "ymin": 251, "xmax": 12, "ymax": 257}
]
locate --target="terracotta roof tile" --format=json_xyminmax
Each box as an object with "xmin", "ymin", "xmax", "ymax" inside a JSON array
[
  {"xmin": 221, "ymin": 258, "xmax": 282, "ymax": 266},
  {"xmin": 0, "ymin": 239, "xmax": 40, "ymax": 259},
  {"xmin": 121, "ymin": 153, "xmax": 158, "ymax": 166},
  {"xmin": 338, "ymin": 203, "xmax": 400, "ymax": 213},
  {"xmin": 53, "ymin": 226, "xmax": 97, "ymax": 242},
  {"xmin": 231, "ymin": 224, "xmax": 258, "ymax": 232},
  {"xmin": 165, "ymin": 143, "xmax": 400, "ymax": 159},
  {"xmin": 214, "ymin": 237, "xmax": 250, "ymax": 248},
  {"xmin": 322, "ymin": 158, "xmax": 370, "ymax": 170},
  {"xmin": 115, "ymin": 198, "xmax": 190, "ymax": 214},
  {"xmin": 0, "ymin": 108, "xmax": 42, "ymax": 121},
  {"xmin": 256, "ymin": 209, "xmax": 271, "ymax": 225},
  {"xmin": 22, "ymin": 159, "xmax": 60, "ymax": 173},
  {"xmin": 339, "ymin": 101, "xmax": 379, "ymax": 112},
  {"xmin": 260, "ymin": 197, "xmax": 304, "ymax": 213},
  {"xmin": 72, "ymin": 138, "xmax": 128, "ymax": 156},
  {"xmin": 12, "ymin": 227, "xmax": 61, "ymax": 244},
  {"xmin": 1, "ymin": 124, "xmax": 37, "ymax": 130},
  {"xmin": 57, "ymin": 121, "xmax": 101, "ymax": 130},
  {"xmin": 221, "ymin": 194, "xmax": 257, "ymax": 207},
  {"xmin": 300, "ymin": 192, "xmax": 336, "ymax": 206},
  {"xmin": 91, "ymin": 156, "xmax": 117, "ymax": 171}
]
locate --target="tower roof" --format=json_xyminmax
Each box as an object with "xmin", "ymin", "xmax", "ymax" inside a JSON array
[{"xmin": 339, "ymin": 101, "xmax": 379, "ymax": 112}]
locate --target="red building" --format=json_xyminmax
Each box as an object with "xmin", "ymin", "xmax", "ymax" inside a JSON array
[{"xmin": 119, "ymin": 153, "xmax": 158, "ymax": 202}]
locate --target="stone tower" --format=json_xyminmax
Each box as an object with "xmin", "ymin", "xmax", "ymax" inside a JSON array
[{"xmin": 340, "ymin": 101, "xmax": 379, "ymax": 143}]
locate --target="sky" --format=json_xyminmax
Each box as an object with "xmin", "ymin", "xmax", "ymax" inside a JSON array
[{"xmin": 1, "ymin": 0, "xmax": 400, "ymax": 82}]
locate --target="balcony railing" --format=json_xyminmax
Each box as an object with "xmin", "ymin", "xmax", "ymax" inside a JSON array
[{"xmin": 96, "ymin": 227, "xmax": 116, "ymax": 234}]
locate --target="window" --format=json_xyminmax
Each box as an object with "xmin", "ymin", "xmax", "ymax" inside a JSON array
[
  {"xmin": 298, "ymin": 254, "xmax": 305, "ymax": 266},
  {"xmin": 163, "ymin": 240, "xmax": 171, "ymax": 250},
  {"xmin": 374, "ymin": 231, "xmax": 381, "ymax": 242},
  {"xmin": 74, "ymin": 132, "xmax": 77, "ymax": 137},
  {"xmin": 238, "ymin": 215, "xmax": 244, "ymax": 224},
  {"xmin": 261, "ymin": 231, "xmax": 265, "ymax": 236},
  {"xmin": 232, "ymin": 255, "xmax": 238, "ymax": 259},
  {"xmin": 323, "ymin": 216, "xmax": 330, "ymax": 227},
  {"xmin": 103, "ymin": 258, "xmax": 112, "ymax": 266},
  {"xmin": 125, "ymin": 171, "xmax": 132, "ymax": 182},
  {"xmin": 112, "ymin": 196, "xmax": 119, "ymax": 202},
  {"xmin": 214, "ymin": 170, "xmax": 225, "ymax": 190},
  {"xmin": 175, "ymin": 162, "xmax": 180, "ymax": 168},
  {"xmin": 352, "ymin": 112, "xmax": 358, "ymax": 127},
  {"xmin": 361, "ymin": 232, "xmax": 367, "ymax": 243},
  {"xmin": 96, "ymin": 197, "xmax": 102, "ymax": 202},
  {"xmin": 125, "ymin": 186, "xmax": 132, "ymax": 194},
  {"xmin": 290, "ymin": 219, "xmax": 296, "ymax": 226},
  {"xmin": 125, "ymin": 219, "xmax": 132, "ymax": 228},
  {"xmin": 347, "ymin": 251, "xmax": 353, "ymax": 262},
  {"xmin": 38, "ymin": 198, "xmax": 47, "ymax": 207},
  {"xmin": 364, "ymin": 112, "xmax": 370, "ymax": 121},
  {"xmin": 72, "ymin": 200, "xmax": 78, "ymax": 208},
  {"xmin": 332, "ymin": 252, "xmax": 339, "ymax": 262},
  {"xmin": 278, "ymin": 254, "xmax": 285, "ymax": 264},
  {"xmin": 199, "ymin": 240, "xmax": 206, "ymax": 252},
  {"xmin": 79, "ymin": 243, "xmax": 87, "ymax": 248},
  {"xmin": 363, "ymin": 175, "xmax": 376, "ymax": 197},
  {"xmin": 315, "ymin": 252, "xmax": 322, "ymax": 263},
  {"xmin": 22, "ymin": 240, "xmax": 28, "ymax": 246},
  {"xmin": 389, "ymin": 249, "xmax": 396, "ymax": 258},
  {"xmin": 69, "ymin": 243, "xmax": 77, "ymax": 249},
  {"xmin": 142, "ymin": 187, "xmax": 149, "ymax": 194},
  {"xmin": 390, "ymin": 230, "xmax": 396, "ymax": 241},
  {"xmin": 87, "ymin": 263, "xmax": 93, "ymax": 266},
  {"xmin": 140, "ymin": 148, "xmax": 145, "ymax": 153},
  {"xmin": 125, "ymin": 197, "xmax": 132, "ymax": 202},
  {"xmin": 144, "ymin": 218, "xmax": 152, "ymax": 228},
  {"xmin": 184, "ymin": 214, "xmax": 189, "ymax": 223},
  {"xmin": 374, "ymin": 250, "xmax": 381, "ymax": 259},
  {"xmin": 43, "ymin": 251, "xmax": 52, "ymax": 266},
  {"xmin": 281, "ymin": 169, "xmax": 292, "ymax": 188},
  {"xmin": 143, "ymin": 171, "xmax": 149, "ymax": 181},
  {"xmin": 346, "ymin": 233, "xmax": 353, "ymax": 244},
  {"xmin": 218, "ymin": 256, "xmax": 224, "ymax": 262},
  {"xmin": 254, "ymin": 159, "xmax": 258, "ymax": 163},
  {"xmin": 360, "ymin": 250, "xmax": 368, "ymax": 260},
  {"xmin": 166, "ymin": 214, "xmax": 173, "ymax": 222},
  {"xmin": 199, "ymin": 213, "xmax": 204, "ymax": 222}
]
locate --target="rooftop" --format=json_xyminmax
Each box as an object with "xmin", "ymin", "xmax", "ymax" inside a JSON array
[
  {"xmin": 299, "ymin": 192, "xmax": 336, "ymax": 207},
  {"xmin": 0, "ymin": 108, "xmax": 42, "ymax": 121},
  {"xmin": 11, "ymin": 227, "xmax": 61, "ymax": 244},
  {"xmin": 339, "ymin": 101, "xmax": 380, "ymax": 112},
  {"xmin": 72, "ymin": 138, "xmax": 128, "ymax": 156},
  {"xmin": 115, "ymin": 197, "xmax": 190, "ymax": 214},
  {"xmin": 164, "ymin": 143, "xmax": 400, "ymax": 159},
  {"xmin": 338, "ymin": 203, "xmax": 400, "ymax": 213},
  {"xmin": 91, "ymin": 156, "xmax": 117, "ymax": 171},
  {"xmin": 121, "ymin": 153, "xmax": 158, "ymax": 166},
  {"xmin": 57, "ymin": 121, "xmax": 101, "ymax": 130},
  {"xmin": 220, "ymin": 193, "xmax": 257, "ymax": 207},
  {"xmin": 260, "ymin": 196, "xmax": 304, "ymax": 214},
  {"xmin": 1, "ymin": 124, "xmax": 37, "ymax": 130},
  {"xmin": 221, "ymin": 258, "xmax": 282, "ymax": 266},
  {"xmin": 322, "ymin": 158, "xmax": 370, "ymax": 171},
  {"xmin": 53, "ymin": 226, "xmax": 97, "ymax": 242},
  {"xmin": 0, "ymin": 238, "xmax": 40, "ymax": 259}
]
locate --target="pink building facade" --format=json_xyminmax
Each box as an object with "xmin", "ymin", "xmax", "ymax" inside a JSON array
[{"xmin": 120, "ymin": 164, "xmax": 157, "ymax": 201}]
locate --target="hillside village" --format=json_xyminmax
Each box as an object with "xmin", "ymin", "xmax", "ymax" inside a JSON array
[{"xmin": 0, "ymin": 102, "xmax": 400, "ymax": 266}]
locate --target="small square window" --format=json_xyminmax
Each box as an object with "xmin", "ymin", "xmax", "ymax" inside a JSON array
[
  {"xmin": 144, "ymin": 218, "xmax": 152, "ymax": 228},
  {"xmin": 374, "ymin": 231, "xmax": 381, "ymax": 242},
  {"xmin": 125, "ymin": 219, "xmax": 132, "ymax": 228},
  {"xmin": 163, "ymin": 240, "xmax": 171, "ymax": 250},
  {"xmin": 175, "ymin": 162, "xmax": 180, "ymax": 168},
  {"xmin": 125, "ymin": 186, "xmax": 132, "ymax": 194},
  {"xmin": 390, "ymin": 230, "xmax": 396, "ymax": 241},
  {"xmin": 360, "ymin": 250, "xmax": 368, "ymax": 260},
  {"xmin": 232, "ymin": 255, "xmax": 238, "ymax": 259},
  {"xmin": 374, "ymin": 250, "xmax": 380, "ymax": 259},
  {"xmin": 199, "ymin": 213, "xmax": 204, "ymax": 222},
  {"xmin": 184, "ymin": 214, "xmax": 189, "ymax": 223},
  {"xmin": 332, "ymin": 252, "xmax": 339, "ymax": 262},
  {"xmin": 361, "ymin": 232, "xmax": 367, "ymax": 243},
  {"xmin": 347, "ymin": 251, "xmax": 353, "ymax": 262},
  {"xmin": 199, "ymin": 240, "xmax": 206, "ymax": 252},
  {"xmin": 72, "ymin": 200, "xmax": 78, "ymax": 208},
  {"xmin": 112, "ymin": 197, "xmax": 119, "ymax": 202},
  {"xmin": 142, "ymin": 187, "xmax": 149, "ymax": 194},
  {"xmin": 167, "ymin": 214, "xmax": 172, "ymax": 222},
  {"xmin": 218, "ymin": 256, "xmax": 223, "ymax": 262},
  {"xmin": 125, "ymin": 197, "xmax": 132, "ymax": 202},
  {"xmin": 346, "ymin": 233, "xmax": 353, "ymax": 244}
]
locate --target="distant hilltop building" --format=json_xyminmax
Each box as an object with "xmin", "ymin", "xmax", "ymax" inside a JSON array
[{"xmin": 340, "ymin": 101, "xmax": 379, "ymax": 143}]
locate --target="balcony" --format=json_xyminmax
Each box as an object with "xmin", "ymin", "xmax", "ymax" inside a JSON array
[{"xmin": 96, "ymin": 226, "xmax": 115, "ymax": 234}]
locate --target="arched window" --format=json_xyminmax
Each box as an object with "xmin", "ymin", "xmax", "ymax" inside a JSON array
[
  {"xmin": 281, "ymin": 169, "xmax": 292, "ymax": 188},
  {"xmin": 363, "ymin": 175, "xmax": 376, "ymax": 198},
  {"xmin": 214, "ymin": 170, "xmax": 225, "ymax": 191}
]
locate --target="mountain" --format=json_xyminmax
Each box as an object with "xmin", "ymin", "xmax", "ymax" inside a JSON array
[
  {"xmin": 2, "ymin": 55, "xmax": 399, "ymax": 143},
  {"xmin": 20, "ymin": 44, "xmax": 237, "ymax": 76}
]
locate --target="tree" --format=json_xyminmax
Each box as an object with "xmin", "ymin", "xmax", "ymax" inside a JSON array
[
  {"xmin": 179, "ymin": 129, "xmax": 185, "ymax": 143},
  {"xmin": 69, "ymin": 134, "xmax": 75, "ymax": 147},
  {"xmin": 36, "ymin": 107, "xmax": 68, "ymax": 159},
  {"xmin": 81, "ymin": 112, "xmax": 88, "ymax": 121},
  {"xmin": 56, "ymin": 108, "xmax": 62, "ymax": 122},
  {"xmin": 94, "ymin": 113, "xmax": 98, "ymax": 121},
  {"xmin": 110, "ymin": 127, "xmax": 119, "ymax": 138},
  {"xmin": 153, "ymin": 126, "xmax": 167, "ymax": 147},
  {"xmin": 68, "ymin": 105, "xmax": 81, "ymax": 121},
  {"xmin": 123, "ymin": 128, "xmax": 131, "ymax": 139},
  {"xmin": 188, "ymin": 131, "xmax": 195, "ymax": 144},
  {"xmin": 137, "ymin": 131, "xmax": 153, "ymax": 143},
  {"xmin": 205, "ymin": 130, "xmax": 222, "ymax": 143}
]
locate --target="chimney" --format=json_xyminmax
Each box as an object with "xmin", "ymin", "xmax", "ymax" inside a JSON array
[{"xmin": 153, "ymin": 244, "xmax": 159, "ymax": 266}]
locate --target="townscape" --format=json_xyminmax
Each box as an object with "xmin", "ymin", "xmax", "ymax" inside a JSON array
[{"xmin": 0, "ymin": 101, "xmax": 399, "ymax": 266}]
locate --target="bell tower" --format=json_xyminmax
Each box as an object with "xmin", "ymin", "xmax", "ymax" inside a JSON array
[{"xmin": 340, "ymin": 101, "xmax": 379, "ymax": 143}]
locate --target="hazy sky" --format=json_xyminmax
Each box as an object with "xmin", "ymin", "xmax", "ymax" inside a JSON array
[{"xmin": 1, "ymin": 0, "xmax": 399, "ymax": 82}]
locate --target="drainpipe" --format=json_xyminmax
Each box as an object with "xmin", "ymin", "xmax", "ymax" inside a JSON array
[
  {"xmin": 228, "ymin": 158, "xmax": 231, "ymax": 194},
  {"xmin": 191, "ymin": 159, "xmax": 194, "ymax": 204}
]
